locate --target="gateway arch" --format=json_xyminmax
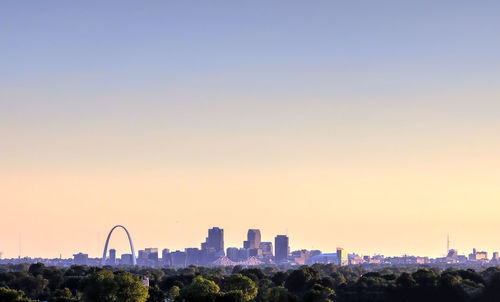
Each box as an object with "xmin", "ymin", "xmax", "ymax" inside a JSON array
[{"xmin": 101, "ymin": 225, "xmax": 137, "ymax": 265}]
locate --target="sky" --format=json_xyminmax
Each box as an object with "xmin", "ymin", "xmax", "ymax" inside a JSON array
[{"xmin": 1, "ymin": 0, "xmax": 500, "ymax": 259}]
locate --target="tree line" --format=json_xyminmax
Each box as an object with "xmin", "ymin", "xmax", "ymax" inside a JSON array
[{"xmin": 1, "ymin": 263, "xmax": 500, "ymax": 302}]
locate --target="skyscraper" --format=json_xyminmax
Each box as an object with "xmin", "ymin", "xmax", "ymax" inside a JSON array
[
  {"xmin": 238, "ymin": 248, "xmax": 250, "ymax": 261},
  {"xmin": 203, "ymin": 227, "xmax": 224, "ymax": 253},
  {"xmin": 138, "ymin": 250, "xmax": 147, "ymax": 261},
  {"xmin": 109, "ymin": 248, "xmax": 116, "ymax": 265},
  {"xmin": 260, "ymin": 242, "xmax": 274, "ymax": 258},
  {"xmin": 226, "ymin": 247, "xmax": 239, "ymax": 261},
  {"xmin": 145, "ymin": 248, "xmax": 159, "ymax": 263},
  {"xmin": 275, "ymin": 235, "xmax": 289, "ymax": 262},
  {"xmin": 121, "ymin": 254, "xmax": 133, "ymax": 265},
  {"xmin": 244, "ymin": 229, "xmax": 261, "ymax": 249},
  {"xmin": 162, "ymin": 249, "xmax": 171, "ymax": 266},
  {"xmin": 137, "ymin": 248, "xmax": 159, "ymax": 265},
  {"xmin": 336, "ymin": 248, "xmax": 348, "ymax": 266},
  {"xmin": 171, "ymin": 250, "xmax": 187, "ymax": 267},
  {"xmin": 185, "ymin": 248, "xmax": 201, "ymax": 265}
]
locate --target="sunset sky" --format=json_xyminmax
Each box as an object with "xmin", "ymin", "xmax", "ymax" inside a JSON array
[{"xmin": 1, "ymin": 1, "xmax": 500, "ymax": 259}]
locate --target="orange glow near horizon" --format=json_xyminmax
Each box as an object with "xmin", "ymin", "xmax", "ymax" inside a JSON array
[{"xmin": 2, "ymin": 120, "xmax": 499, "ymax": 258}]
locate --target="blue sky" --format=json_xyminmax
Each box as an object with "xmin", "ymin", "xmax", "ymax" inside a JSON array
[{"xmin": 2, "ymin": 1, "xmax": 499, "ymax": 99}]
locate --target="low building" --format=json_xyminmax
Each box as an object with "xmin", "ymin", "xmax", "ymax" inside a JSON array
[{"xmin": 310, "ymin": 253, "xmax": 338, "ymax": 264}]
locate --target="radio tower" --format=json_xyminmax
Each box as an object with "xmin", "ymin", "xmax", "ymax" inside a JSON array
[{"xmin": 447, "ymin": 233, "xmax": 450, "ymax": 254}]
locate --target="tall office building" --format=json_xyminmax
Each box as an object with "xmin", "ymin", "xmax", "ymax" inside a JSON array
[
  {"xmin": 109, "ymin": 248, "xmax": 116, "ymax": 265},
  {"xmin": 185, "ymin": 248, "xmax": 201, "ymax": 265},
  {"xmin": 138, "ymin": 250, "xmax": 147, "ymax": 260},
  {"xmin": 137, "ymin": 248, "xmax": 159, "ymax": 265},
  {"xmin": 171, "ymin": 250, "xmax": 187, "ymax": 267},
  {"xmin": 336, "ymin": 248, "xmax": 348, "ymax": 266},
  {"xmin": 238, "ymin": 248, "xmax": 250, "ymax": 261},
  {"xmin": 121, "ymin": 254, "xmax": 133, "ymax": 265},
  {"xmin": 275, "ymin": 235, "xmax": 289, "ymax": 262},
  {"xmin": 73, "ymin": 253, "xmax": 88, "ymax": 265},
  {"xmin": 260, "ymin": 242, "xmax": 273, "ymax": 258},
  {"xmin": 162, "ymin": 249, "xmax": 171, "ymax": 266},
  {"xmin": 226, "ymin": 247, "xmax": 239, "ymax": 262},
  {"xmin": 203, "ymin": 227, "xmax": 224, "ymax": 253},
  {"xmin": 145, "ymin": 248, "xmax": 159, "ymax": 263},
  {"xmin": 244, "ymin": 229, "xmax": 261, "ymax": 249}
]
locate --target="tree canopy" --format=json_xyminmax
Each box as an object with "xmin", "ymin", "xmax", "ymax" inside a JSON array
[{"xmin": 0, "ymin": 263, "xmax": 499, "ymax": 302}]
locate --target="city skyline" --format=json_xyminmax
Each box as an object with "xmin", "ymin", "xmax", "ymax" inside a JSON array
[
  {"xmin": 2, "ymin": 226, "xmax": 499, "ymax": 270},
  {"xmin": 2, "ymin": 1, "xmax": 500, "ymax": 259},
  {"xmin": 1, "ymin": 225, "xmax": 498, "ymax": 261}
]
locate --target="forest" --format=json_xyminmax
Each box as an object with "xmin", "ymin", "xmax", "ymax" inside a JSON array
[{"xmin": 1, "ymin": 263, "xmax": 500, "ymax": 302}]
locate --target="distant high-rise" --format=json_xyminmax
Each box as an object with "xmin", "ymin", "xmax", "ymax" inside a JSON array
[
  {"xmin": 492, "ymin": 252, "xmax": 499, "ymax": 264},
  {"xmin": 73, "ymin": 253, "xmax": 88, "ymax": 265},
  {"xmin": 138, "ymin": 248, "xmax": 159, "ymax": 265},
  {"xmin": 171, "ymin": 250, "xmax": 187, "ymax": 267},
  {"xmin": 138, "ymin": 250, "xmax": 147, "ymax": 260},
  {"xmin": 336, "ymin": 248, "xmax": 348, "ymax": 266},
  {"xmin": 249, "ymin": 248, "xmax": 263, "ymax": 257},
  {"xmin": 260, "ymin": 242, "xmax": 273, "ymax": 258},
  {"xmin": 203, "ymin": 227, "xmax": 224, "ymax": 253},
  {"xmin": 275, "ymin": 235, "xmax": 289, "ymax": 262},
  {"xmin": 109, "ymin": 249, "xmax": 116, "ymax": 265},
  {"xmin": 469, "ymin": 248, "xmax": 488, "ymax": 261},
  {"xmin": 185, "ymin": 248, "xmax": 201, "ymax": 265},
  {"xmin": 121, "ymin": 253, "xmax": 133, "ymax": 265},
  {"xmin": 162, "ymin": 249, "xmax": 171, "ymax": 266},
  {"xmin": 238, "ymin": 248, "xmax": 250, "ymax": 261},
  {"xmin": 226, "ymin": 247, "xmax": 239, "ymax": 261},
  {"xmin": 244, "ymin": 229, "xmax": 261, "ymax": 249},
  {"xmin": 145, "ymin": 248, "xmax": 159, "ymax": 262}
]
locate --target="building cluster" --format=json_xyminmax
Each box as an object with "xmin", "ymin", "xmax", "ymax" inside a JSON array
[
  {"xmin": 431, "ymin": 248, "xmax": 500, "ymax": 265},
  {"xmin": 98, "ymin": 227, "xmax": 349, "ymax": 267},
  {"xmin": 345, "ymin": 248, "xmax": 500, "ymax": 267}
]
